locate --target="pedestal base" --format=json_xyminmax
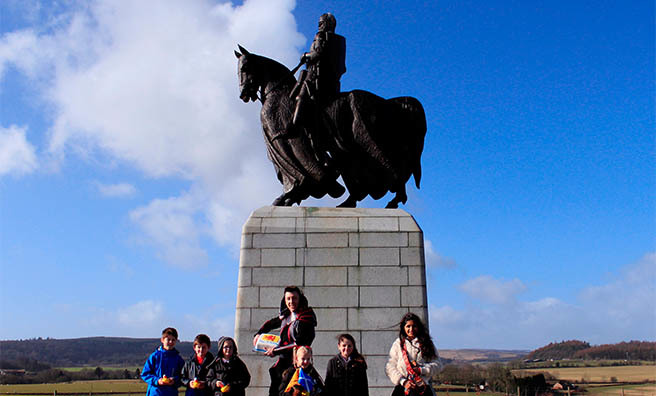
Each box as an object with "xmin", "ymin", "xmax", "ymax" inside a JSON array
[{"xmin": 235, "ymin": 206, "xmax": 428, "ymax": 396}]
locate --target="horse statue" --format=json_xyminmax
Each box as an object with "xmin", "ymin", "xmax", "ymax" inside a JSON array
[{"xmin": 235, "ymin": 45, "xmax": 427, "ymax": 208}]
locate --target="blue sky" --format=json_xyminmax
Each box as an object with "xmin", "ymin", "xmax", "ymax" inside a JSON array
[{"xmin": 1, "ymin": 0, "xmax": 654, "ymax": 349}]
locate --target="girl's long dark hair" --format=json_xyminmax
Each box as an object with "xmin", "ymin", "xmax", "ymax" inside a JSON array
[
  {"xmin": 338, "ymin": 333, "xmax": 367, "ymax": 369},
  {"xmin": 398, "ymin": 312, "xmax": 437, "ymax": 360}
]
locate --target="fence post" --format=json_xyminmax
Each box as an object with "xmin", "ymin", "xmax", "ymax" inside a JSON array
[{"xmin": 53, "ymin": 391, "xmax": 57, "ymax": 396}]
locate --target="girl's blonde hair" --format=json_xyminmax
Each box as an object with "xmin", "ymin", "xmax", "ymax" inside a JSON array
[{"xmin": 293, "ymin": 345, "xmax": 313, "ymax": 367}]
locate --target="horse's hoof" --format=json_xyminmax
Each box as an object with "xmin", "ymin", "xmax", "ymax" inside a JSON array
[
  {"xmin": 385, "ymin": 201, "xmax": 399, "ymax": 209},
  {"xmin": 337, "ymin": 199, "xmax": 356, "ymax": 208},
  {"xmin": 272, "ymin": 195, "xmax": 286, "ymax": 206}
]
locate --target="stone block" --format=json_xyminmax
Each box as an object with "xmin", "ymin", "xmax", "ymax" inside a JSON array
[
  {"xmin": 261, "ymin": 216, "xmax": 296, "ymax": 233},
  {"xmin": 348, "ymin": 267, "xmax": 408, "ymax": 286},
  {"xmin": 304, "ymin": 267, "xmax": 347, "ymax": 286},
  {"xmin": 347, "ymin": 307, "xmax": 409, "ymax": 330},
  {"xmin": 304, "ymin": 286, "xmax": 358, "ymax": 308},
  {"xmin": 361, "ymin": 330, "xmax": 398, "ymax": 355},
  {"xmin": 234, "ymin": 309, "xmax": 251, "ymax": 331},
  {"xmin": 367, "ymin": 355, "xmax": 396, "ymax": 387},
  {"xmin": 240, "ymin": 248, "xmax": 260, "ymax": 267},
  {"xmin": 313, "ymin": 308, "xmax": 347, "ymax": 330},
  {"xmin": 359, "ymin": 216, "xmax": 399, "ymax": 232},
  {"xmin": 399, "ymin": 215, "xmax": 421, "ymax": 232},
  {"xmin": 306, "ymin": 232, "xmax": 349, "ymax": 248},
  {"xmin": 253, "ymin": 233, "xmax": 305, "ymax": 248},
  {"xmin": 261, "ymin": 248, "xmax": 296, "ymax": 267},
  {"xmin": 242, "ymin": 217, "xmax": 262, "ymax": 233},
  {"xmin": 259, "ymin": 286, "xmax": 284, "ymax": 308},
  {"xmin": 360, "ymin": 247, "xmax": 400, "ymax": 266},
  {"xmin": 252, "ymin": 267, "xmax": 304, "ymax": 286},
  {"xmin": 240, "ymin": 233, "xmax": 252, "ymax": 248},
  {"xmin": 408, "ymin": 231, "xmax": 424, "ymax": 247},
  {"xmin": 311, "ymin": 331, "xmax": 344, "ymax": 355},
  {"xmin": 252, "ymin": 206, "xmax": 301, "ymax": 218},
  {"xmin": 349, "ymin": 232, "xmax": 408, "ymax": 247},
  {"xmin": 401, "ymin": 286, "xmax": 425, "ymax": 307},
  {"xmin": 236, "ymin": 287, "xmax": 259, "ymax": 308},
  {"xmin": 359, "ymin": 286, "xmax": 401, "ymax": 307},
  {"xmin": 238, "ymin": 267, "xmax": 251, "ymax": 287},
  {"xmin": 237, "ymin": 355, "xmax": 271, "ymax": 396},
  {"xmin": 303, "ymin": 217, "xmax": 358, "ymax": 233},
  {"xmin": 400, "ymin": 247, "xmax": 424, "ymax": 266},
  {"xmin": 250, "ymin": 308, "xmax": 280, "ymax": 332},
  {"xmin": 370, "ymin": 388, "xmax": 394, "ymax": 396},
  {"xmin": 306, "ymin": 247, "xmax": 358, "ymax": 266},
  {"xmin": 408, "ymin": 266, "xmax": 426, "ymax": 286}
]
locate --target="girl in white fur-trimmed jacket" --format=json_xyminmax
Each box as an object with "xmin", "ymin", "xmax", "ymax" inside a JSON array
[{"xmin": 385, "ymin": 313, "xmax": 442, "ymax": 396}]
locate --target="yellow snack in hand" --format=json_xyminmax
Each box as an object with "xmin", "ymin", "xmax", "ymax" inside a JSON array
[{"xmin": 220, "ymin": 384, "xmax": 231, "ymax": 393}]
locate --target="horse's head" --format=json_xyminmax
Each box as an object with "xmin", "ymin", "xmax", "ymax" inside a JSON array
[{"xmin": 235, "ymin": 45, "xmax": 259, "ymax": 103}]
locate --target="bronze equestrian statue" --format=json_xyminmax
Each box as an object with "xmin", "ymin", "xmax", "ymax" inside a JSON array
[{"xmin": 235, "ymin": 15, "xmax": 426, "ymax": 208}]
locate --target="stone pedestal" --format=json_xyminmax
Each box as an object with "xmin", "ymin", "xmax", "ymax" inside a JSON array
[{"xmin": 235, "ymin": 206, "xmax": 428, "ymax": 396}]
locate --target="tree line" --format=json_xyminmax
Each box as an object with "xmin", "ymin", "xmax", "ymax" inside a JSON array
[
  {"xmin": 0, "ymin": 337, "xmax": 194, "ymax": 367},
  {"xmin": 1, "ymin": 364, "xmax": 142, "ymax": 385},
  {"xmin": 526, "ymin": 340, "xmax": 656, "ymax": 361}
]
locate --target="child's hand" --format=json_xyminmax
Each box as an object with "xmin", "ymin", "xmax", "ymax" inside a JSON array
[
  {"xmin": 264, "ymin": 346, "xmax": 275, "ymax": 357},
  {"xmin": 215, "ymin": 380, "xmax": 224, "ymax": 388},
  {"xmin": 158, "ymin": 375, "xmax": 174, "ymax": 386},
  {"xmin": 190, "ymin": 379, "xmax": 205, "ymax": 389}
]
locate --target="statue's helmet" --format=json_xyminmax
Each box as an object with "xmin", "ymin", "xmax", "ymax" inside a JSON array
[{"xmin": 318, "ymin": 13, "xmax": 336, "ymax": 32}]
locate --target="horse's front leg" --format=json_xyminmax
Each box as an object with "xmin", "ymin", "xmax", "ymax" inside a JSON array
[
  {"xmin": 272, "ymin": 193, "xmax": 292, "ymax": 206},
  {"xmin": 337, "ymin": 195, "xmax": 358, "ymax": 208},
  {"xmin": 385, "ymin": 185, "xmax": 408, "ymax": 209}
]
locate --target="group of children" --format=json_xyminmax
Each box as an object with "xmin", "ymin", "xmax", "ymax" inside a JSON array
[
  {"xmin": 141, "ymin": 328, "xmax": 367, "ymax": 396},
  {"xmin": 141, "ymin": 328, "xmax": 250, "ymax": 396}
]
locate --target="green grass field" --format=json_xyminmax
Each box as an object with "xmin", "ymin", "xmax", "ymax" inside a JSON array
[
  {"xmin": 514, "ymin": 365, "xmax": 656, "ymax": 383},
  {"xmin": 0, "ymin": 380, "xmax": 147, "ymax": 394},
  {"xmin": 583, "ymin": 383, "xmax": 656, "ymax": 396},
  {"xmin": 55, "ymin": 368, "xmax": 141, "ymax": 373}
]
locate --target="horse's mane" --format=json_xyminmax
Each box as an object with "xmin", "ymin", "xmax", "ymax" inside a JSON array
[{"xmin": 252, "ymin": 53, "xmax": 296, "ymax": 87}]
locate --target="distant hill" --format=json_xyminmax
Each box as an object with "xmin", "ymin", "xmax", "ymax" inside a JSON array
[
  {"xmin": 438, "ymin": 349, "xmax": 528, "ymax": 363},
  {"xmin": 0, "ymin": 337, "xmax": 195, "ymax": 367},
  {"xmin": 525, "ymin": 340, "xmax": 656, "ymax": 361},
  {"xmin": 0, "ymin": 337, "xmax": 530, "ymax": 368}
]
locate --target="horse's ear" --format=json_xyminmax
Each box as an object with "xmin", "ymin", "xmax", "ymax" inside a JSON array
[
  {"xmin": 234, "ymin": 50, "xmax": 242, "ymax": 59},
  {"xmin": 237, "ymin": 44, "xmax": 250, "ymax": 55}
]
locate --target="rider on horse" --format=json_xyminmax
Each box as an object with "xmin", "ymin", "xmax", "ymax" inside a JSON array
[{"xmin": 291, "ymin": 13, "xmax": 346, "ymax": 168}]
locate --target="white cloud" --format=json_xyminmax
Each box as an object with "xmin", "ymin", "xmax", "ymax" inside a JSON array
[
  {"xmin": 117, "ymin": 300, "xmax": 164, "ymax": 328},
  {"xmin": 129, "ymin": 192, "xmax": 209, "ymax": 269},
  {"xmin": 1, "ymin": 0, "xmax": 306, "ymax": 264},
  {"xmin": 180, "ymin": 312, "xmax": 236, "ymax": 341},
  {"xmin": 0, "ymin": 125, "xmax": 37, "ymax": 176},
  {"xmin": 424, "ymin": 240, "xmax": 456, "ymax": 269},
  {"xmin": 459, "ymin": 275, "xmax": 526, "ymax": 305},
  {"xmin": 95, "ymin": 181, "xmax": 136, "ymax": 198},
  {"xmin": 431, "ymin": 253, "xmax": 656, "ymax": 349}
]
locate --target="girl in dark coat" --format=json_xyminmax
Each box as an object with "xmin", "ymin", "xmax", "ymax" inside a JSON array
[
  {"xmin": 325, "ymin": 333, "xmax": 368, "ymax": 396},
  {"xmin": 207, "ymin": 337, "xmax": 250, "ymax": 396}
]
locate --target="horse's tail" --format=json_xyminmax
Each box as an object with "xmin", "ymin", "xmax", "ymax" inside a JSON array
[{"xmin": 390, "ymin": 96, "xmax": 427, "ymax": 189}]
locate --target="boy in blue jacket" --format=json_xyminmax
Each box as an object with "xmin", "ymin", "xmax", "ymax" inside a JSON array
[{"xmin": 141, "ymin": 327, "xmax": 186, "ymax": 396}]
